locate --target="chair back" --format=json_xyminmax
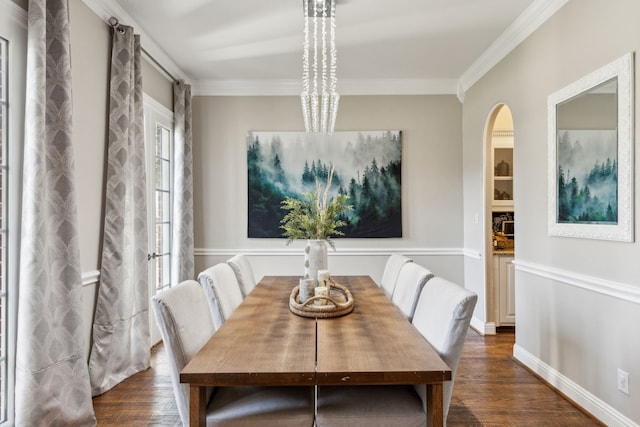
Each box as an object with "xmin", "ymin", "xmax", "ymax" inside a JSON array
[
  {"xmin": 227, "ymin": 254, "xmax": 257, "ymax": 298},
  {"xmin": 391, "ymin": 262, "xmax": 433, "ymax": 321},
  {"xmin": 198, "ymin": 263, "xmax": 244, "ymax": 329},
  {"xmin": 411, "ymin": 276, "xmax": 477, "ymax": 422},
  {"xmin": 380, "ymin": 254, "xmax": 413, "ymax": 298},
  {"xmin": 151, "ymin": 280, "xmax": 216, "ymax": 426}
]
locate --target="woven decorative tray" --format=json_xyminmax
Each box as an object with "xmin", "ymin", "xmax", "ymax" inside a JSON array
[{"xmin": 289, "ymin": 282, "xmax": 354, "ymax": 318}]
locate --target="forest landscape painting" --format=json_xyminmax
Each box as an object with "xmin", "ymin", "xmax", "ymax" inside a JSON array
[
  {"xmin": 556, "ymin": 129, "xmax": 618, "ymax": 224},
  {"xmin": 247, "ymin": 131, "xmax": 402, "ymax": 238}
]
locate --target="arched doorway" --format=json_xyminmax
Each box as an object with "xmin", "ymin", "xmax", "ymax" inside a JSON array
[{"xmin": 485, "ymin": 104, "xmax": 515, "ymax": 331}]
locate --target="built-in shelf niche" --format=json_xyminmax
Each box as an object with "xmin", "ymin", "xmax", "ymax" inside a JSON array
[{"xmin": 492, "ymin": 129, "xmax": 513, "ymax": 210}]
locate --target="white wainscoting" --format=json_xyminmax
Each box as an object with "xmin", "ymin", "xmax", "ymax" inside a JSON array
[
  {"xmin": 512, "ymin": 259, "xmax": 639, "ymax": 427},
  {"xmin": 514, "ymin": 344, "xmax": 638, "ymax": 427}
]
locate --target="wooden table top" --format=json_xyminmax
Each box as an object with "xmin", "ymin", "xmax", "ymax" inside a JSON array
[
  {"xmin": 180, "ymin": 275, "xmax": 450, "ymax": 387},
  {"xmin": 180, "ymin": 276, "xmax": 316, "ymax": 386},
  {"xmin": 317, "ymin": 275, "xmax": 451, "ymax": 385}
]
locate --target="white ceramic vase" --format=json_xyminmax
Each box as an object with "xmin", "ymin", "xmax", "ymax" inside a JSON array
[{"xmin": 304, "ymin": 239, "xmax": 328, "ymax": 285}]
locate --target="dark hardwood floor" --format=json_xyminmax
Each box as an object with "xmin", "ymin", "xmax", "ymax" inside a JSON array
[
  {"xmin": 448, "ymin": 329, "xmax": 602, "ymax": 426},
  {"xmin": 93, "ymin": 329, "xmax": 603, "ymax": 426}
]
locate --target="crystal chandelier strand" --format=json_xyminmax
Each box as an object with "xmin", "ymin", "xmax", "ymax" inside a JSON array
[
  {"xmin": 301, "ymin": 0, "xmax": 338, "ymax": 134},
  {"xmin": 329, "ymin": 0, "xmax": 337, "ymax": 96},
  {"xmin": 311, "ymin": 2, "xmax": 319, "ymax": 132},
  {"xmin": 328, "ymin": 0, "xmax": 338, "ymax": 134},
  {"xmin": 301, "ymin": 1, "xmax": 311, "ymax": 132},
  {"xmin": 320, "ymin": 0, "xmax": 329, "ymax": 133}
]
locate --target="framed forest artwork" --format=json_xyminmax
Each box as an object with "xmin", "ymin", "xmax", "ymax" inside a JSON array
[
  {"xmin": 247, "ymin": 131, "xmax": 402, "ymax": 239},
  {"xmin": 548, "ymin": 53, "xmax": 634, "ymax": 241}
]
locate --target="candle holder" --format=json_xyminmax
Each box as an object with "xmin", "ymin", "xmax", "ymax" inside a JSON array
[{"xmin": 289, "ymin": 281, "xmax": 354, "ymax": 318}]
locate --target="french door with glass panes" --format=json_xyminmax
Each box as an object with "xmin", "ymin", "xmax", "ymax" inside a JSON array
[
  {"xmin": 143, "ymin": 95, "xmax": 173, "ymax": 344},
  {"xmin": 0, "ymin": 5, "xmax": 27, "ymax": 423}
]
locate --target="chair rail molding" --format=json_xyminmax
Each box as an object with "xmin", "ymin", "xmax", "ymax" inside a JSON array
[
  {"xmin": 82, "ymin": 270, "xmax": 100, "ymax": 287},
  {"xmin": 195, "ymin": 247, "xmax": 465, "ymax": 258},
  {"xmin": 462, "ymin": 248, "xmax": 483, "ymax": 259},
  {"xmin": 514, "ymin": 259, "xmax": 640, "ymax": 304}
]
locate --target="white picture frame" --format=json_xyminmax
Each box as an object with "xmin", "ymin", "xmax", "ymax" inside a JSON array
[{"xmin": 548, "ymin": 53, "xmax": 634, "ymax": 241}]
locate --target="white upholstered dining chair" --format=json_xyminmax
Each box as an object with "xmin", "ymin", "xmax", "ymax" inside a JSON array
[
  {"xmin": 227, "ymin": 254, "xmax": 257, "ymax": 298},
  {"xmin": 151, "ymin": 280, "xmax": 315, "ymax": 427},
  {"xmin": 391, "ymin": 262, "xmax": 434, "ymax": 321},
  {"xmin": 316, "ymin": 276, "xmax": 477, "ymax": 427},
  {"xmin": 197, "ymin": 263, "xmax": 244, "ymax": 330},
  {"xmin": 380, "ymin": 254, "xmax": 413, "ymax": 298}
]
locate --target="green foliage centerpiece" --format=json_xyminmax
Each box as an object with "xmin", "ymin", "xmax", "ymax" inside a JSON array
[
  {"xmin": 281, "ymin": 165, "xmax": 352, "ymax": 284},
  {"xmin": 280, "ymin": 165, "xmax": 353, "ymax": 249}
]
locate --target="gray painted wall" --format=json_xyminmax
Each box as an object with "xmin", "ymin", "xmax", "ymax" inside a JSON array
[
  {"xmin": 65, "ymin": 0, "xmax": 638, "ymax": 423},
  {"xmin": 191, "ymin": 95, "xmax": 465, "ymax": 284},
  {"xmin": 462, "ymin": 0, "xmax": 639, "ymax": 424}
]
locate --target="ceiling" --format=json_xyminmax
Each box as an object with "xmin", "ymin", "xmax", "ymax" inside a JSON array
[{"xmin": 90, "ymin": 0, "xmax": 565, "ymax": 97}]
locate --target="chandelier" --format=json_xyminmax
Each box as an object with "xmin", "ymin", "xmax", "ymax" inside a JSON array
[{"xmin": 301, "ymin": 0, "xmax": 339, "ymax": 134}]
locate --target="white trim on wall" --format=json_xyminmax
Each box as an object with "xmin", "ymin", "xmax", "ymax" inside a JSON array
[
  {"xmin": 195, "ymin": 247, "xmax": 465, "ymax": 257},
  {"xmin": 458, "ymin": 0, "xmax": 570, "ymax": 100},
  {"xmin": 1, "ymin": 0, "xmax": 27, "ymax": 26},
  {"xmin": 192, "ymin": 78, "xmax": 459, "ymax": 97},
  {"xmin": 80, "ymin": 0, "xmax": 189, "ymax": 83},
  {"xmin": 463, "ymin": 248, "xmax": 482, "ymax": 260},
  {"xmin": 82, "ymin": 270, "xmax": 100, "ymax": 287},
  {"xmin": 470, "ymin": 317, "xmax": 496, "ymax": 336},
  {"xmin": 81, "ymin": 0, "xmax": 566, "ymax": 99},
  {"xmin": 514, "ymin": 344, "xmax": 639, "ymax": 427},
  {"xmin": 514, "ymin": 259, "xmax": 640, "ymax": 304}
]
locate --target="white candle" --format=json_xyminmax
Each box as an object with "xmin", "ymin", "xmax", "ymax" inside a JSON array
[
  {"xmin": 317, "ymin": 269, "xmax": 331, "ymax": 286},
  {"xmin": 314, "ymin": 286, "xmax": 329, "ymax": 305},
  {"xmin": 299, "ymin": 278, "xmax": 316, "ymax": 303}
]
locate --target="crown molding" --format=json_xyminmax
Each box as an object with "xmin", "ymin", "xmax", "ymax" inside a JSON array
[
  {"xmin": 192, "ymin": 79, "xmax": 302, "ymax": 97},
  {"xmin": 458, "ymin": 0, "xmax": 569, "ymax": 97},
  {"xmin": 82, "ymin": 0, "xmax": 566, "ymax": 97},
  {"xmin": 192, "ymin": 78, "xmax": 459, "ymax": 97},
  {"xmin": 80, "ymin": 0, "xmax": 191, "ymax": 84},
  {"xmin": 0, "ymin": 0, "xmax": 27, "ymax": 28}
]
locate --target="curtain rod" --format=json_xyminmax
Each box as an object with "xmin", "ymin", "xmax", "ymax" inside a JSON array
[{"xmin": 108, "ymin": 16, "xmax": 179, "ymax": 84}]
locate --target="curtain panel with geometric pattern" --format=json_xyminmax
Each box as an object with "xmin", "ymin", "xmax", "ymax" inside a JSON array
[
  {"xmin": 88, "ymin": 24, "xmax": 150, "ymax": 396},
  {"xmin": 15, "ymin": 0, "xmax": 96, "ymax": 424}
]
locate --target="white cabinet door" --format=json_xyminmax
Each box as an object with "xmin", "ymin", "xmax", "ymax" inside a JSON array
[{"xmin": 498, "ymin": 256, "xmax": 515, "ymax": 325}]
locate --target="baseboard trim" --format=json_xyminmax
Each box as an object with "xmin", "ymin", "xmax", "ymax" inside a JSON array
[
  {"xmin": 470, "ymin": 317, "xmax": 496, "ymax": 336},
  {"xmin": 513, "ymin": 344, "xmax": 638, "ymax": 427}
]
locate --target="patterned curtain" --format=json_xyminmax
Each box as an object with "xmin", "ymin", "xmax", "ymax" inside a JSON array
[
  {"xmin": 15, "ymin": 0, "xmax": 96, "ymax": 425},
  {"xmin": 88, "ymin": 24, "xmax": 150, "ymax": 395},
  {"xmin": 171, "ymin": 80, "xmax": 195, "ymax": 283}
]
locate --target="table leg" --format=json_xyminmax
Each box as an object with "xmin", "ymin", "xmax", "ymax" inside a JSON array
[
  {"xmin": 190, "ymin": 385, "xmax": 206, "ymax": 427},
  {"xmin": 426, "ymin": 383, "xmax": 444, "ymax": 427}
]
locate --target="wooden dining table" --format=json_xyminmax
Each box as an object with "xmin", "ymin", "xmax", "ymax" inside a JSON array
[{"xmin": 180, "ymin": 275, "xmax": 451, "ymax": 427}]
